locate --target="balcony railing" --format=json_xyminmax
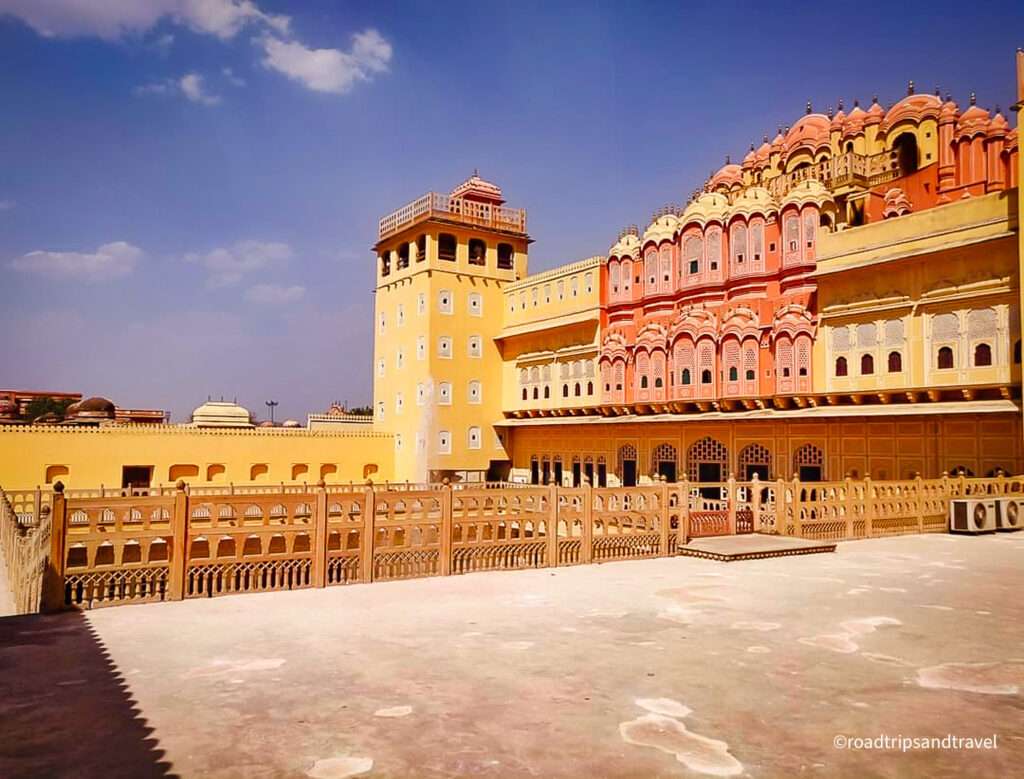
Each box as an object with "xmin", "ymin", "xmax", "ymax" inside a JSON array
[
  {"xmin": 379, "ymin": 192, "xmax": 527, "ymax": 240},
  {"xmin": 766, "ymin": 151, "xmax": 899, "ymax": 198}
]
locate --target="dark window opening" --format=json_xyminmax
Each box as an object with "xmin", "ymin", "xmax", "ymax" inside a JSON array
[
  {"xmin": 562, "ymin": 384, "xmax": 569, "ymax": 398},
  {"xmin": 937, "ymin": 346, "xmax": 954, "ymax": 370},
  {"xmin": 587, "ymin": 381, "xmax": 594, "ymax": 395},
  {"xmin": 689, "ymin": 260, "xmax": 699, "ymax": 274},
  {"xmin": 574, "ymin": 383, "xmax": 581, "ymax": 397},
  {"xmin": 681, "ymin": 369, "xmax": 691, "ymax": 385},
  {"xmin": 798, "ymin": 366, "xmax": 808, "ymax": 377},
  {"xmin": 728, "ymin": 366, "xmax": 738, "ymax": 381},
  {"xmin": 438, "ymin": 233, "xmax": 457, "ymax": 261},
  {"xmin": 522, "ymin": 388, "xmax": 527, "ymax": 401},
  {"xmin": 640, "ymin": 376, "xmax": 648, "ymax": 389},
  {"xmin": 835, "ymin": 356, "xmax": 848, "ymax": 376},
  {"xmin": 468, "ymin": 238, "xmax": 486, "ymax": 266},
  {"xmin": 700, "ymin": 369, "xmax": 712, "ymax": 384},
  {"xmin": 397, "ymin": 243, "xmax": 409, "ymax": 269},
  {"xmin": 622, "ymin": 459, "xmax": 637, "ymax": 487},
  {"xmin": 416, "ymin": 234, "xmax": 426, "ymax": 262},
  {"xmin": 888, "ymin": 351, "xmax": 902, "ymax": 373},
  {"xmin": 745, "ymin": 369, "xmax": 755, "ymax": 381},
  {"xmin": 380, "ymin": 254, "xmax": 391, "ymax": 276},
  {"xmin": 782, "ymin": 367, "xmax": 790, "ymax": 377},
  {"xmin": 861, "ymin": 354, "xmax": 874, "ymax": 375},
  {"xmin": 497, "ymin": 242, "xmax": 514, "ymax": 269},
  {"xmin": 893, "ymin": 132, "xmax": 919, "ymax": 176},
  {"xmin": 544, "ymin": 386, "xmax": 550, "ymax": 399},
  {"xmin": 533, "ymin": 387, "xmax": 539, "ymax": 399},
  {"xmin": 122, "ymin": 466, "xmax": 153, "ymax": 490},
  {"xmin": 654, "ymin": 377, "xmax": 663, "ymax": 388},
  {"xmin": 974, "ymin": 343, "xmax": 992, "ymax": 367}
]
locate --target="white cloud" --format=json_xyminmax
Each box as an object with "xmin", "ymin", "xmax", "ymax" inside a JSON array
[
  {"xmin": 185, "ymin": 240, "xmax": 293, "ymax": 287},
  {"xmin": 245, "ymin": 283, "xmax": 305, "ymax": 305},
  {"xmin": 10, "ymin": 241, "xmax": 142, "ymax": 281},
  {"xmin": 0, "ymin": 199, "xmax": 15, "ymax": 211},
  {"xmin": 0, "ymin": 0, "xmax": 289, "ymax": 41},
  {"xmin": 222, "ymin": 66, "xmax": 246, "ymax": 86},
  {"xmin": 134, "ymin": 72, "xmax": 221, "ymax": 104},
  {"xmin": 258, "ymin": 28, "xmax": 392, "ymax": 94},
  {"xmin": 179, "ymin": 72, "xmax": 220, "ymax": 104}
]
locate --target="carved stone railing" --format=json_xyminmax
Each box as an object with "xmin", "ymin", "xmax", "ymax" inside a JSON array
[
  {"xmin": 5, "ymin": 473, "xmax": 1017, "ymax": 613},
  {"xmin": 0, "ymin": 486, "xmax": 51, "ymax": 614},
  {"xmin": 378, "ymin": 192, "xmax": 527, "ymax": 240},
  {"xmin": 766, "ymin": 151, "xmax": 898, "ymax": 198}
]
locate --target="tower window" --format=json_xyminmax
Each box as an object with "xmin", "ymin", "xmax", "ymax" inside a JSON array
[
  {"xmin": 468, "ymin": 238, "xmax": 486, "ymax": 266},
  {"xmin": 497, "ymin": 243, "xmax": 514, "ymax": 269},
  {"xmin": 438, "ymin": 233, "xmax": 456, "ymax": 261}
]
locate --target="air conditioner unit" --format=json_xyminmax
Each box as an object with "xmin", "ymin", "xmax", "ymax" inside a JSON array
[
  {"xmin": 949, "ymin": 499, "xmax": 997, "ymax": 534},
  {"xmin": 995, "ymin": 497, "xmax": 1023, "ymax": 532}
]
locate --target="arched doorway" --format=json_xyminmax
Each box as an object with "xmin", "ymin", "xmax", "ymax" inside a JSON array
[
  {"xmin": 618, "ymin": 444, "xmax": 638, "ymax": 487},
  {"xmin": 738, "ymin": 443, "xmax": 772, "ymax": 481},
  {"xmin": 793, "ymin": 444, "xmax": 824, "ymax": 482},
  {"xmin": 652, "ymin": 443, "xmax": 678, "ymax": 482}
]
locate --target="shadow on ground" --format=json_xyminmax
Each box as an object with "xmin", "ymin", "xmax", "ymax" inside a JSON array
[{"xmin": 0, "ymin": 610, "xmax": 176, "ymax": 778}]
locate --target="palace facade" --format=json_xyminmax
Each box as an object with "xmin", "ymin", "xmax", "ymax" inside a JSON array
[
  {"xmin": 1, "ymin": 57, "xmax": 1022, "ymax": 492},
  {"xmin": 373, "ymin": 60, "xmax": 1024, "ymax": 486}
]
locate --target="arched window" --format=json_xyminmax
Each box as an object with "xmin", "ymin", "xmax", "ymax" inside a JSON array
[
  {"xmin": 533, "ymin": 387, "xmax": 539, "ymax": 400},
  {"xmin": 574, "ymin": 383, "xmax": 581, "ymax": 396},
  {"xmin": 562, "ymin": 384, "xmax": 569, "ymax": 398},
  {"xmin": 681, "ymin": 368, "xmax": 691, "ymax": 385},
  {"xmin": 467, "ymin": 238, "xmax": 486, "ymax": 265},
  {"xmin": 544, "ymin": 386, "xmax": 550, "ymax": 399},
  {"xmin": 587, "ymin": 381, "xmax": 593, "ymax": 395},
  {"xmin": 973, "ymin": 343, "xmax": 992, "ymax": 367},
  {"xmin": 654, "ymin": 376, "xmax": 663, "ymax": 388},
  {"xmin": 437, "ymin": 233, "xmax": 456, "ymax": 261},
  {"xmin": 728, "ymin": 366, "xmax": 738, "ymax": 381},
  {"xmin": 937, "ymin": 346, "xmax": 954, "ymax": 369},
  {"xmin": 701, "ymin": 369, "xmax": 712, "ymax": 384},
  {"xmin": 835, "ymin": 356, "xmax": 848, "ymax": 376},
  {"xmin": 640, "ymin": 375, "xmax": 648, "ymax": 389},
  {"xmin": 893, "ymin": 132, "xmax": 919, "ymax": 175},
  {"xmin": 887, "ymin": 351, "xmax": 902, "ymax": 373},
  {"xmin": 861, "ymin": 354, "xmax": 874, "ymax": 375},
  {"xmin": 521, "ymin": 388, "xmax": 527, "ymax": 401},
  {"xmin": 1015, "ymin": 340, "xmax": 1021, "ymax": 364}
]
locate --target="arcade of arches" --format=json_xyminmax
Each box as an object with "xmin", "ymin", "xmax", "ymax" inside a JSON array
[{"xmin": 507, "ymin": 413, "xmax": 1021, "ymax": 487}]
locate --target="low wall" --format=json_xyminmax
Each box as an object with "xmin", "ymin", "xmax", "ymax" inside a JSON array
[{"xmin": 1, "ymin": 474, "xmax": 1020, "ymax": 614}]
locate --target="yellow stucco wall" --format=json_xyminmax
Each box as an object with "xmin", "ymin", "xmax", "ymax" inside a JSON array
[{"xmin": 0, "ymin": 424, "xmax": 395, "ymax": 490}]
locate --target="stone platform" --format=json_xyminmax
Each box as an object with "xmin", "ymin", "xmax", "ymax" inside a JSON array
[{"xmin": 678, "ymin": 533, "xmax": 837, "ymax": 561}]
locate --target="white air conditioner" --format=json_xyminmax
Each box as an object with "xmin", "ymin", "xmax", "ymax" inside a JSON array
[
  {"xmin": 949, "ymin": 499, "xmax": 997, "ymax": 534},
  {"xmin": 995, "ymin": 497, "xmax": 1023, "ymax": 532}
]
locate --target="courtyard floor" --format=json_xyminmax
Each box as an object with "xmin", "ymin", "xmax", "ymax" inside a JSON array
[{"xmin": 2, "ymin": 533, "xmax": 1023, "ymax": 778}]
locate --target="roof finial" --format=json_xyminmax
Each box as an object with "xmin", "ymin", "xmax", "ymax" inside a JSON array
[
  {"xmin": 853, "ymin": 97, "xmax": 860, "ymax": 107},
  {"xmin": 749, "ymin": 143, "xmax": 755, "ymax": 151},
  {"xmin": 725, "ymin": 154, "xmax": 730, "ymax": 164},
  {"xmin": 907, "ymin": 80, "xmax": 915, "ymax": 96},
  {"xmin": 872, "ymin": 94, "xmax": 879, "ymax": 104},
  {"xmin": 763, "ymin": 134, "xmax": 769, "ymax": 143},
  {"xmin": 995, "ymin": 104, "xmax": 1001, "ymax": 115},
  {"xmin": 969, "ymin": 91, "xmax": 976, "ymax": 106},
  {"xmin": 805, "ymin": 100, "xmax": 812, "ymax": 114},
  {"xmin": 472, "ymin": 167, "xmax": 479, "ymax": 177},
  {"xmin": 776, "ymin": 125, "xmax": 783, "ymax": 135},
  {"xmin": 837, "ymin": 98, "xmax": 844, "ymax": 111},
  {"xmin": 934, "ymin": 85, "xmax": 940, "ymax": 97},
  {"xmin": 827, "ymin": 104, "xmax": 834, "ymax": 119}
]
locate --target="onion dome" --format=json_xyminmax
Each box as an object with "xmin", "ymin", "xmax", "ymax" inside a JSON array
[
  {"xmin": 708, "ymin": 162, "xmax": 743, "ymax": 192},
  {"xmin": 730, "ymin": 186, "xmax": 777, "ymax": 219},
  {"xmin": 755, "ymin": 136, "xmax": 771, "ymax": 164},
  {"xmin": 642, "ymin": 211, "xmax": 680, "ymax": 247},
  {"xmin": 191, "ymin": 400, "xmax": 254, "ymax": 428},
  {"xmin": 609, "ymin": 226, "xmax": 641, "ymax": 259},
  {"xmin": 73, "ymin": 396, "xmax": 116, "ymax": 420},
  {"xmin": 783, "ymin": 113, "xmax": 832, "ymax": 155},
  {"xmin": 680, "ymin": 192, "xmax": 730, "ymax": 227},
  {"xmin": 989, "ymin": 108, "xmax": 1008, "ymax": 137},
  {"xmin": 956, "ymin": 96, "xmax": 990, "ymax": 139},
  {"xmin": 865, "ymin": 96, "xmax": 884, "ymax": 125},
  {"xmin": 842, "ymin": 100, "xmax": 867, "ymax": 138},
  {"xmin": 880, "ymin": 93, "xmax": 941, "ymax": 133}
]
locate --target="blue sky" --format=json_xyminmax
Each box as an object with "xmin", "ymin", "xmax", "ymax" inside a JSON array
[{"xmin": 1, "ymin": 1, "xmax": 1022, "ymax": 421}]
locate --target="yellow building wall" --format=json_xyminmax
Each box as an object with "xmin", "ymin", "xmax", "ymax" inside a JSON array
[
  {"xmin": 374, "ymin": 222, "xmax": 529, "ymax": 481},
  {"xmin": 505, "ymin": 413, "xmax": 1021, "ymax": 485},
  {"xmin": 814, "ymin": 192, "xmax": 1020, "ymax": 393},
  {"xmin": 0, "ymin": 424, "xmax": 395, "ymax": 491}
]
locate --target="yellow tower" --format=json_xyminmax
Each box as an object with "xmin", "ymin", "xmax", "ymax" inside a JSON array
[{"xmin": 372, "ymin": 174, "xmax": 531, "ymax": 483}]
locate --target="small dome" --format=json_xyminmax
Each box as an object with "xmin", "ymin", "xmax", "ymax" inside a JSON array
[
  {"xmin": 642, "ymin": 212, "xmax": 680, "ymax": 247},
  {"xmin": 191, "ymin": 400, "xmax": 253, "ymax": 428},
  {"xmin": 731, "ymin": 186, "xmax": 776, "ymax": 218},
  {"xmin": 282, "ymin": 419, "xmax": 301, "ymax": 428},
  {"xmin": 73, "ymin": 396, "xmax": 115, "ymax": 419},
  {"xmin": 708, "ymin": 163, "xmax": 742, "ymax": 191},
  {"xmin": 865, "ymin": 98, "xmax": 884, "ymax": 123},
  {"xmin": 450, "ymin": 172, "xmax": 504, "ymax": 204},
  {"xmin": 783, "ymin": 114, "xmax": 831, "ymax": 154},
  {"xmin": 258, "ymin": 420, "xmax": 275, "ymax": 427},
  {"xmin": 781, "ymin": 179, "xmax": 836, "ymax": 212},
  {"xmin": 608, "ymin": 229, "xmax": 640, "ymax": 259},
  {"xmin": 842, "ymin": 103, "xmax": 867, "ymax": 138},
  {"xmin": 830, "ymin": 108, "xmax": 847, "ymax": 132},
  {"xmin": 33, "ymin": 411, "xmax": 63, "ymax": 424},
  {"xmin": 680, "ymin": 192, "xmax": 729, "ymax": 227},
  {"xmin": 880, "ymin": 93, "xmax": 941, "ymax": 132},
  {"xmin": 956, "ymin": 104, "xmax": 990, "ymax": 139}
]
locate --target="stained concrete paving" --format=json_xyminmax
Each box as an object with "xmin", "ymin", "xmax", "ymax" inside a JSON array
[{"xmin": 2, "ymin": 533, "xmax": 1023, "ymax": 778}]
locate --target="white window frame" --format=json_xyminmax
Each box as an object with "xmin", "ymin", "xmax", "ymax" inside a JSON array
[
  {"xmin": 438, "ymin": 336, "xmax": 452, "ymax": 359},
  {"xmin": 438, "ymin": 382, "xmax": 452, "ymax": 405},
  {"xmin": 468, "ymin": 380, "xmax": 482, "ymax": 404},
  {"xmin": 438, "ymin": 430, "xmax": 452, "ymax": 455},
  {"xmin": 438, "ymin": 289, "xmax": 453, "ymax": 315},
  {"xmin": 468, "ymin": 292, "xmax": 483, "ymax": 317},
  {"xmin": 468, "ymin": 426, "xmax": 481, "ymax": 450},
  {"xmin": 468, "ymin": 335, "xmax": 482, "ymax": 358}
]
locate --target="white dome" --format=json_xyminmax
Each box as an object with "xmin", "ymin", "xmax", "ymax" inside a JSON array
[{"xmin": 191, "ymin": 400, "xmax": 253, "ymax": 428}]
